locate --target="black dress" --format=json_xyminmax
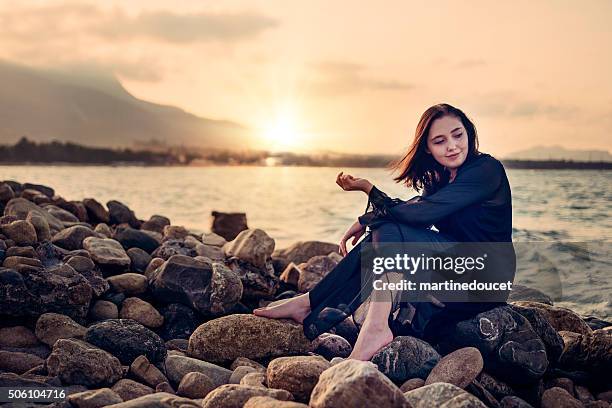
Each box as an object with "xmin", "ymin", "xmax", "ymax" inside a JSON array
[{"xmin": 302, "ymin": 152, "xmax": 516, "ymax": 341}]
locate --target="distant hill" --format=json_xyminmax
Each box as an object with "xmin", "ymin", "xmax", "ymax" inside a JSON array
[
  {"xmin": 0, "ymin": 60, "xmax": 256, "ymax": 149},
  {"xmin": 504, "ymin": 145, "xmax": 612, "ymax": 162}
]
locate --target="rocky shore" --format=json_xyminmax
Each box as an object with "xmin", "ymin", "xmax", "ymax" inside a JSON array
[{"xmin": 0, "ymin": 179, "xmax": 610, "ymax": 408}]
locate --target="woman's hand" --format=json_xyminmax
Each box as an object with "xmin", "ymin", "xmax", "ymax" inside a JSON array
[
  {"xmin": 336, "ymin": 172, "xmax": 373, "ymax": 194},
  {"xmin": 339, "ymin": 220, "xmax": 366, "ymax": 257}
]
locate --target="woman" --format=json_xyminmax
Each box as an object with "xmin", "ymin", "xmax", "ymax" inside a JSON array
[{"xmin": 254, "ymin": 103, "xmax": 515, "ymax": 361}]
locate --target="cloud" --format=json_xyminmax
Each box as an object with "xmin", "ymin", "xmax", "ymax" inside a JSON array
[
  {"xmin": 304, "ymin": 60, "xmax": 414, "ymax": 96},
  {"xmin": 467, "ymin": 91, "xmax": 580, "ymax": 120},
  {"xmin": 94, "ymin": 10, "xmax": 279, "ymax": 43}
]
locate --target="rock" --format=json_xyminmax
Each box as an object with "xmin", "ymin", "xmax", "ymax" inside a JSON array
[
  {"xmin": 279, "ymin": 263, "xmax": 300, "ymax": 287},
  {"xmin": 3, "ymin": 255, "xmax": 43, "ymax": 269},
  {"xmin": 188, "ymin": 314, "xmax": 312, "ymax": 364},
  {"xmin": 297, "ymin": 255, "xmax": 338, "ymax": 293},
  {"xmin": 107, "ymin": 200, "xmax": 138, "ymax": 227},
  {"xmin": 68, "ymin": 388, "xmax": 123, "ymax": 408},
  {"xmin": 66, "ymin": 255, "xmax": 95, "ymax": 273},
  {"xmin": 159, "ymin": 303, "xmax": 200, "ymax": 341},
  {"xmin": 151, "ymin": 239, "xmax": 196, "ymax": 260},
  {"xmin": 425, "ymin": 347, "xmax": 483, "ymax": 389},
  {"xmin": 26, "ymin": 211, "xmax": 51, "ymax": 242},
  {"xmin": 195, "ymin": 243, "xmax": 225, "ymax": 260},
  {"xmin": 177, "ymin": 371, "xmax": 215, "ymax": 398},
  {"xmin": 85, "ymin": 319, "xmax": 167, "ymax": 364},
  {"xmin": 310, "ymin": 359, "xmax": 408, "ymax": 407},
  {"xmin": 130, "ymin": 355, "xmax": 168, "ymax": 388},
  {"xmin": 0, "ymin": 182, "xmax": 15, "ymax": 202},
  {"xmin": 155, "ymin": 382, "xmax": 175, "ymax": 394},
  {"xmin": 400, "ymin": 378, "xmax": 425, "ymax": 392},
  {"xmin": 245, "ymin": 397, "xmax": 308, "ymax": 407},
  {"xmin": 512, "ymin": 301, "xmax": 592, "ymax": 335},
  {"xmin": 141, "ymin": 215, "xmax": 170, "ymax": 234},
  {"xmin": 574, "ymin": 385, "xmax": 595, "ymax": 404},
  {"xmin": 0, "ymin": 326, "xmax": 39, "ymax": 347},
  {"xmin": 312, "ymin": 333, "xmax": 352, "ymax": 360},
  {"xmin": 120, "ymin": 297, "xmax": 164, "ymax": 328},
  {"xmin": 165, "ymin": 354, "xmax": 232, "ymax": 388},
  {"xmin": 46, "ymin": 338, "xmax": 122, "ymax": 387},
  {"xmin": 404, "ymin": 382, "xmax": 486, "ymax": 408},
  {"xmin": 558, "ymin": 329, "xmax": 612, "ymax": 375},
  {"xmin": 499, "ymin": 396, "xmax": 535, "ymax": 407},
  {"xmin": 114, "ymin": 226, "xmax": 159, "ymax": 253},
  {"xmin": 371, "ymin": 336, "xmax": 441, "ymax": 382},
  {"xmin": 145, "ymin": 257, "xmax": 164, "ymax": 278},
  {"xmin": 266, "ymin": 355, "xmax": 331, "ymax": 402},
  {"xmin": 434, "ymin": 306, "xmax": 548, "ymax": 384},
  {"xmin": 202, "ymin": 232, "xmax": 227, "ymax": 247},
  {"xmin": 0, "ymin": 266, "xmax": 92, "ymax": 323},
  {"xmin": 596, "ymin": 390, "xmax": 612, "ymax": 402},
  {"xmin": 477, "ymin": 372, "xmax": 515, "ymax": 401},
  {"xmin": 583, "ymin": 316, "xmax": 612, "ymax": 331},
  {"xmin": 35, "ymin": 312, "xmax": 87, "ymax": 346},
  {"xmin": 211, "ymin": 211, "xmax": 248, "ymax": 241},
  {"xmin": 162, "ymin": 225, "xmax": 189, "ymax": 241},
  {"xmin": 83, "ymin": 198, "xmax": 110, "ymax": 223},
  {"xmin": 83, "ymin": 237, "xmax": 131, "ymax": 270},
  {"xmin": 150, "ymin": 255, "xmax": 242, "ymax": 316},
  {"xmin": 45, "ymin": 204, "xmax": 80, "ymax": 223},
  {"xmin": 94, "ymin": 223, "xmax": 113, "ymax": 237},
  {"xmin": 230, "ymin": 366, "xmax": 258, "ymax": 384},
  {"xmin": 0, "ymin": 350, "xmax": 44, "ymax": 374},
  {"xmin": 223, "ymin": 228, "xmax": 275, "ymax": 269},
  {"xmin": 22, "ymin": 182, "xmax": 54, "ymax": 198},
  {"xmin": 51, "ymin": 225, "xmax": 99, "ymax": 250},
  {"xmin": 104, "ymin": 392, "xmax": 198, "ymax": 407},
  {"xmin": 127, "ymin": 248, "xmax": 151, "ymax": 273},
  {"xmin": 111, "ymin": 379, "xmax": 153, "ymax": 402},
  {"xmin": 1, "ymin": 220, "xmax": 37, "ymax": 246},
  {"xmin": 229, "ymin": 357, "xmax": 265, "ymax": 372},
  {"xmin": 57, "ymin": 200, "xmax": 88, "ymax": 222},
  {"xmin": 5, "ymin": 245, "xmax": 38, "ymax": 258},
  {"xmin": 107, "ymin": 273, "xmax": 148, "ymax": 295},
  {"xmin": 90, "ymin": 300, "xmax": 119, "ymax": 320},
  {"xmin": 541, "ymin": 387, "xmax": 583, "ymax": 408},
  {"xmin": 202, "ymin": 384, "xmax": 293, "ymax": 408},
  {"xmin": 227, "ymin": 258, "xmax": 278, "ymax": 300},
  {"xmin": 273, "ymin": 241, "xmax": 339, "ymax": 266},
  {"xmin": 4, "ymin": 198, "xmax": 64, "ymax": 232},
  {"xmin": 241, "ymin": 372, "xmax": 267, "ymax": 387}
]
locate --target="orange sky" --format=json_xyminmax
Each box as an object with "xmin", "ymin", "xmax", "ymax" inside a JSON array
[{"xmin": 1, "ymin": 0, "xmax": 611, "ymax": 155}]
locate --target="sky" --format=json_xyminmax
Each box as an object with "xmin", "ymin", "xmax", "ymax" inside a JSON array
[{"xmin": 1, "ymin": 0, "xmax": 611, "ymax": 156}]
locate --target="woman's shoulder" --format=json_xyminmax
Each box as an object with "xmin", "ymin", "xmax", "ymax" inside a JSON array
[{"xmin": 466, "ymin": 152, "xmax": 505, "ymax": 172}]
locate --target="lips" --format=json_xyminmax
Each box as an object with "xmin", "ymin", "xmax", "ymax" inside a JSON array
[{"xmin": 446, "ymin": 152, "xmax": 461, "ymax": 159}]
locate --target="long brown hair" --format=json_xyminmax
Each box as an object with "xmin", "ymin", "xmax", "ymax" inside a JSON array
[{"xmin": 389, "ymin": 103, "xmax": 480, "ymax": 193}]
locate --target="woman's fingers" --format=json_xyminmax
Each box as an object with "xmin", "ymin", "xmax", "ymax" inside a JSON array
[{"xmin": 339, "ymin": 237, "xmax": 347, "ymax": 256}]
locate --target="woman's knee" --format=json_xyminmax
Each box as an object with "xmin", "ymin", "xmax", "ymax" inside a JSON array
[{"xmin": 372, "ymin": 222, "xmax": 424, "ymax": 244}]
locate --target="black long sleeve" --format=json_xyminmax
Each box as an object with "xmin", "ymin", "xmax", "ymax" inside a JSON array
[{"xmin": 358, "ymin": 154, "xmax": 505, "ymax": 229}]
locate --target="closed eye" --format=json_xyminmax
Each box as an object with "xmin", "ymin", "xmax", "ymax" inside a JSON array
[{"xmin": 453, "ymin": 133, "xmax": 463, "ymax": 138}]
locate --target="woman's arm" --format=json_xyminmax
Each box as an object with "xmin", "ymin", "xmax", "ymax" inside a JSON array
[{"xmin": 359, "ymin": 157, "xmax": 504, "ymax": 227}]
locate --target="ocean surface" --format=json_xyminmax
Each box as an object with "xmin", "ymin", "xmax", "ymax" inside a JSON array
[{"xmin": 1, "ymin": 166, "xmax": 610, "ymax": 318}]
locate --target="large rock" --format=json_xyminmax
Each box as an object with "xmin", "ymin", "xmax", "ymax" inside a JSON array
[
  {"xmin": 433, "ymin": 306, "xmax": 548, "ymax": 384},
  {"xmin": 46, "ymin": 338, "xmax": 122, "ymax": 387},
  {"xmin": 4, "ymin": 198, "xmax": 64, "ymax": 232},
  {"xmin": 51, "ymin": 225, "xmax": 100, "ymax": 250},
  {"xmin": 188, "ymin": 314, "xmax": 312, "ymax": 364},
  {"xmin": 425, "ymin": 347, "xmax": 483, "ymax": 388},
  {"xmin": 114, "ymin": 226, "xmax": 160, "ymax": 253},
  {"xmin": 83, "ymin": 237, "xmax": 131, "ymax": 269},
  {"xmin": 107, "ymin": 200, "xmax": 138, "ymax": 227},
  {"xmin": 149, "ymin": 255, "xmax": 242, "ymax": 316},
  {"xmin": 405, "ymin": 382, "xmax": 487, "ymax": 408},
  {"xmin": 223, "ymin": 228, "xmax": 275, "ymax": 269},
  {"xmin": 558, "ymin": 329, "xmax": 612, "ymax": 375},
  {"xmin": 211, "ymin": 211, "xmax": 248, "ymax": 241},
  {"xmin": 158, "ymin": 303, "xmax": 201, "ymax": 340},
  {"xmin": 85, "ymin": 319, "xmax": 167, "ymax": 364},
  {"xmin": 107, "ymin": 273, "xmax": 148, "ymax": 295},
  {"xmin": 83, "ymin": 198, "xmax": 110, "ymax": 223},
  {"xmin": 371, "ymin": 336, "xmax": 441, "ymax": 382},
  {"xmin": 267, "ymin": 356, "xmax": 331, "ymax": 402},
  {"xmin": 201, "ymin": 384, "xmax": 293, "ymax": 408},
  {"xmin": 120, "ymin": 297, "xmax": 164, "ymax": 328},
  {"xmin": 35, "ymin": 312, "xmax": 87, "ymax": 346},
  {"xmin": 227, "ymin": 258, "xmax": 278, "ymax": 300},
  {"xmin": 165, "ymin": 354, "xmax": 232, "ymax": 388},
  {"xmin": 26, "ymin": 211, "xmax": 51, "ymax": 242},
  {"xmin": 310, "ymin": 359, "xmax": 408, "ymax": 408},
  {"xmin": 541, "ymin": 387, "xmax": 583, "ymax": 408},
  {"xmin": 312, "ymin": 333, "xmax": 352, "ymax": 360},
  {"xmin": 90, "ymin": 300, "xmax": 119, "ymax": 320},
  {"xmin": 511, "ymin": 301, "xmax": 592, "ymax": 335},
  {"xmin": 127, "ymin": 248, "xmax": 151, "ymax": 273},
  {"xmin": 177, "ymin": 371, "xmax": 215, "ymax": 398},
  {"xmin": 297, "ymin": 255, "xmax": 338, "ymax": 293},
  {"xmin": 1, "ymin": 220, "xmax": 37, "ymax": 246},
  {"xmin": 511, "ymin": 304, "xmax": 564, "ymax": 363},
  {"xmin": 68, "ymin": 388, "xmax": 123, "ymax": 408},
  {"xmin": 45, "ymin": 204, "xmax": 80, "ymax": 223},
  {"xmin": 0, "ymin": 266, "xmax": 92, "ymax": 323}
]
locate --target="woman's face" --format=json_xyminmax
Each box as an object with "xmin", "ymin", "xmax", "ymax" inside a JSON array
[{"xmin": 425, "ymin": 114, "xmax": 469, "ymax": 170}]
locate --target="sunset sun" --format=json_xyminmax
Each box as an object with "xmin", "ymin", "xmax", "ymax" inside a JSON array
[{"xmin": 262, "ymin": 108, "xmax": 305, "ymax": 150}]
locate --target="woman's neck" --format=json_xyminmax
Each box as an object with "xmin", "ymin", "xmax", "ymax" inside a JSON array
[{"xmin": 448, "ymin": 169, "xmax": 457, "ymax": 183}]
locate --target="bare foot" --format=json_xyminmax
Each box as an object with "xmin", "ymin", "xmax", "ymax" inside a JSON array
[
  {"xmin": 253, "ymin": 293, "xmax": 311, "ymax": 324},
  {"xmin": 348, "ymin": 324, "xmax": 394, "ymax": 361}
]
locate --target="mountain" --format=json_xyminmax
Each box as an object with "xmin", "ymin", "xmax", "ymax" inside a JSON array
[
  {"xmin": 504, "ymin": 145, "xmax": 612, "ymax": 162},
  {"xmin": 0, "ymin": 60, "xmax": 256, "ymax": 149}
]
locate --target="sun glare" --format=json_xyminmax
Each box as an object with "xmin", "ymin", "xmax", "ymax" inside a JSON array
[{"xmin": 262, "ymin": 108, "xmax": 304, "ymax": 150}]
